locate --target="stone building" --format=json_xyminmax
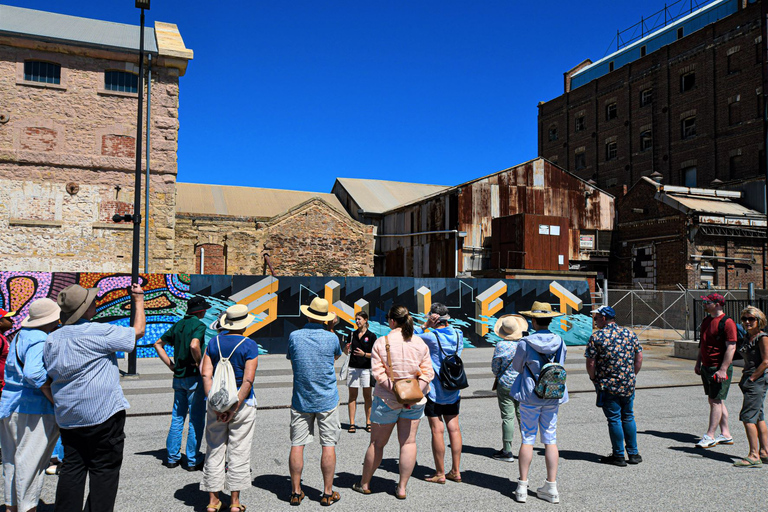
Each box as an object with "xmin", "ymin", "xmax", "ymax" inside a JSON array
[
  {"xmin": 174, "ymin": 183, "xmax": 375, "ymax": 276},
  {"xmin": 538, "ymin": 0, "xmax": 765, "ymax": 195},
  {"xmin": 612, "ymin": 176, "xmax": 767, "ymax": 289},
  {"xmin": 0, "ymin": 5, "xmax": 192, "ymax": 272}
]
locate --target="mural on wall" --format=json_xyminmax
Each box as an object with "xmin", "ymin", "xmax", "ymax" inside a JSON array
[{"xmin": 0, "ymin": 272, "xmax": 595, "ymax": 358}]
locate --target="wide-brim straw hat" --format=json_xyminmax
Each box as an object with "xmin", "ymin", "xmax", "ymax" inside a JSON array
[
  {"xmin": 57, "ymin": 285, "xmax": 99, "ymax": 325},
  {"xmin": 219, "ymin": 304, "xmax": 256, "ymax": 331},
  {"xmin": 518, "ymin": 301, "xmax": 563, "ymax": 318},
  {"xmin": 21, "ymin": 298, "xmax": 61, "ymax": 328},
  {"xmin": 493, "ymin": 314, "xmax": 529, "ymax": 340},
  {"xmin": 300, "ymin": 297, "xmax": 336, "ymax": 322}
]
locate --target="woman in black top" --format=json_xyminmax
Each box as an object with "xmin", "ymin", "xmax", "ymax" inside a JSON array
[{"xmin": 343, "ymin": 311, "xmax": 377, "ymax": 433}]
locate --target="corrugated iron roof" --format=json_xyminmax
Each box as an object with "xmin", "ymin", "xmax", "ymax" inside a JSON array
[
  {"xmin": 662, "ymin": 193, "xmax": 763, "ymax": 217},
  {"xmin": 176, "ymin": 183, "xmax": 349, "ymax": 219},
  {"xmin": 335, "ymin": 177, "xmax": 449, "ymax": 214},
  {"xmin": 0, "ymin": 4, "xmax": 157, "ymax": 54}
]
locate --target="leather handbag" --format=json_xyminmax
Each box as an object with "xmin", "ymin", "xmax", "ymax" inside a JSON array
[{"xmin": 384, "ymin": 336, "xmax": 424, "ymax": 405}]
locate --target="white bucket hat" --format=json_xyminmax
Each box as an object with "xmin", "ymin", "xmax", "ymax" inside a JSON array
[
  {"xmin": 493, "ymin": 314, "xmax": 528, "ymax": 341},
  {"xmin": 300, "ymin": 297, "xmax": 336, "ymax": 322},
  {"xmin": 21, "ymin": 298, "xmax": 61, "ymax": 329},
  {"xmin": 219, "ymin": 304, "xmax": 256, "ymax": 331}
]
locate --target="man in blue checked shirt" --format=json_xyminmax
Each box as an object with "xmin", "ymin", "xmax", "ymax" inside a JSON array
[{"xmin": 44, "ymin": 283, "xmax": 146, "ymax": 512}]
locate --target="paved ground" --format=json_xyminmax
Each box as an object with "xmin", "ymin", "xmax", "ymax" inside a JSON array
[{"xmin": 19, "ymin": 344, "xmax": 768, "ymax": 511}]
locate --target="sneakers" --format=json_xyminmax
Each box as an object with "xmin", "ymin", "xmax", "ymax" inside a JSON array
[
  {"xmin": 695, "ymin": 435, "xmax": 718, "ymax": 449},
  {"xmin": 45, "ymin": 464, "xmax": 61, "ymax": 475},
  {"xmin": 600, "ymin": 454, "xmax": 627, "ymax": 467},
  {"xmin": 714, "ymin": 434, "xmax": 734, "ymax": 445},
  {"xmin": 491, "ymin": 449, "xmax": 515, "ymax": 462},
  {"xmin": 513, "ymin": 480, "xmax": 528, "ymax": 503},
  {"xmin": 162, "ymin": 461, "xmax": 180, "ymax": 469},
  {"xmin": 627, "ymin": 454, "xmax": 643, "ymax": 465},
  {"xmin": 536, "ymin": 480, "xmax": 560, "ymax": 504},
  {"xmin": 184, "ymin": 462, "xmax": 205, "ymax": 472}
]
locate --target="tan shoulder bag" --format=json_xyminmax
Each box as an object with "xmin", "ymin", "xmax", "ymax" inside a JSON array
[{"xmin": 384, "ymin": 335, "xmax": 424, "ymax": 405}]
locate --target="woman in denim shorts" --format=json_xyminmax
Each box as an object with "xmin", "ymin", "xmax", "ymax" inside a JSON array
[
  {"xmin": 733, "ymin": 306, "xmax": 768, "ymax": 468},
  {"xmin": 352, "ymin": 305, "xmax": 434, "ymax": 499}
]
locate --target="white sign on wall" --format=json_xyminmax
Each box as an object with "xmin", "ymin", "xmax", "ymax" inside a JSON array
[{"xmin": 539, "ymin": 224, "xmax": 550, "ymax": 235}]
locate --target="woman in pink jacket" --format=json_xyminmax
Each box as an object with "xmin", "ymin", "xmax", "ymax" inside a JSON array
[{"xmin": 352, "ymin": 305, "xmax": 434, "ymax": 500}]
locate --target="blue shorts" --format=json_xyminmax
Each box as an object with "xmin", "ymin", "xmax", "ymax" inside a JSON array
[
  {"xmin": 370, "ymin": 395, "xmax": 425, "ymax": 424},
  {"xmin": 519, "ymin": 403, "xmax": 559, "ymax": 445}
]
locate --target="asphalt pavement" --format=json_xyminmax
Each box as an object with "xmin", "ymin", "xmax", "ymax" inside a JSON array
[{"xmin": 21, "ymin": 344, "xmax": 767, "ymax": 511}]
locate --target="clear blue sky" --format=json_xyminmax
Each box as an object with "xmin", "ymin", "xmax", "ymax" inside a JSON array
[{"xmin": 8, "ymin": 1, "xmax": 685, "ymax": 192}]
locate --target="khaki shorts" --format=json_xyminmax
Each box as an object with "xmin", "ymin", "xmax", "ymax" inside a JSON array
[{"xmin": 290, "ymin": 407, "xmax": 341, "ymax": 447}]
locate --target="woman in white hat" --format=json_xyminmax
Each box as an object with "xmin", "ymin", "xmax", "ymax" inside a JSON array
[
  {"xmin": 200, "ymin": 304, "xmax": 259, "ymax": 512},
  {"xmin": 0, "ymin": 298, "xmax": 61, "ymax": 512},
  {"xmin": 490, "ymin": 314, "xmax": 529, "ymax": 462}
]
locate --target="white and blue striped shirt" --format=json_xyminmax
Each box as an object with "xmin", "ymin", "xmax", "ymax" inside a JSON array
[{"xmin": 44, "ymin": 320, "xmax": 135, "ymax": 429}]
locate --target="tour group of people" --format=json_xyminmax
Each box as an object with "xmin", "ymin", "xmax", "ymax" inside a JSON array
[{"xmin": 0, "ymin": 285, "xmax": 766, "ymax": 511}]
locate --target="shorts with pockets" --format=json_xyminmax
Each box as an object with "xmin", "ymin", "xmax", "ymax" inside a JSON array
[
  {"xmin": 701, "ymin": 365, "xmax": 733, "ymax": 400},
  {"xmin": 738, "ymin": 372, "xmax": 768, "ymax": 424},
  {"xmin": 519, "ymin": 402, "xmax": 559, "ymax": 445},
  {"xmin": 347, "ymin": 368, "xmax": 372, "ymax": 388},
  {"xmin": 290, "ymin": 407, "xmax": 341, "ymax": 447},
  {"xmin": 370, "ymin": 395, "xmax": 424, "ymax": 424}
]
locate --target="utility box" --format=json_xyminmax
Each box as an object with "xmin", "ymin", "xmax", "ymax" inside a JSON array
[{"xmin": 491, "ymin": 214, "xmax": 570, "ymax": 271}]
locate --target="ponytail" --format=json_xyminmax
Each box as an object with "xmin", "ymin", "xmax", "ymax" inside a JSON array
[{"xmin": 388, "ymin": 305, "xmax": 414, "ymax": 340}]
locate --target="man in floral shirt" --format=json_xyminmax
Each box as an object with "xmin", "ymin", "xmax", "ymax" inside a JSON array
[{"xmin": 585, "ymin": 306, "xmax": 643, "ymax": 467}]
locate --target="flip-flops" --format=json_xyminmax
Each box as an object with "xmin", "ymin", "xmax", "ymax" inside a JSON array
[{"xmin": 733, "ymin": 457, "xmax": 763, "ymax": 468}]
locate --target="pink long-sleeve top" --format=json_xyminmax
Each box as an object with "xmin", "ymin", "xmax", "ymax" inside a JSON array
[{"xmin": 371, "ymin": 328, "xmax": 434, "ymax": 408}]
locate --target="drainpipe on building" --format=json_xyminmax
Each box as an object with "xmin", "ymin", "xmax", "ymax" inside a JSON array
[
  {"xmin": 762, "ymin": 0, "xmax": 768, "ymax": 287},
  {"xmin": 200, "ymin": 246, "xmax": 205, "ymax": 275},
  {"xmin": 144, "ymin": 54, "xmax": 152, "ymax": 273}
]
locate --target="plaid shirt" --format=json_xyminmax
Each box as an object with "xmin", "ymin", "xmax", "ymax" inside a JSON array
[{"xmin": 584, "ymin": 323, "xmax": 642, "ymax": 397}]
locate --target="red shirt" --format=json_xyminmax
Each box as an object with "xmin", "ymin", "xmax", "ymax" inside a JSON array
[{"xmin": 700, "ymin": 315, "xmax": 737, "ymax": 367}]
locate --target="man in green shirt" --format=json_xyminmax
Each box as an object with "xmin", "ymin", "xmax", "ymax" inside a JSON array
[{"xmin": 154, "ymin": 296, "xmax": 210, "ymax": 470}]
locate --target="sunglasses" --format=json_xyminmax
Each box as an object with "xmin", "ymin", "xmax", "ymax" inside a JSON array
[{"xmin": 741, "ymin": 316, "xmax": 757, "ymax": 323}]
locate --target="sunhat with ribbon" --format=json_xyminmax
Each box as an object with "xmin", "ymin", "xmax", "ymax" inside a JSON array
[
  {"xmin": 300, "ymin": 297, "xmax": 337, "ymax": 322},
  {"xmin": 219, "ymin": 304, "xmax": 255, "ymax": 331},
  {"xmin": 21, "ymin": 298, "xmax": 61, "ymax": 329},
  {"xmin": 518, "ymin": 301, "xmax": 563, "ymax": 318},
  {"xmin": 57, "ymin": 285, "xmax": 99, "ymax": 325},
  {"xmin": 493, "ymin": 314, "xmax": 529, "ymax": 340}
]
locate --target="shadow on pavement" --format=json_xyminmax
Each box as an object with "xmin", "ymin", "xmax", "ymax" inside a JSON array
[
  {"xmin": 174, "ymin": 482, "xmax": 213, "ymax": 510},
  {"xmin": 668, "ymin": 445, "xmax": 738, "ymax": 464},
  {"xmin": 135, "ymin": 448, "xmax": 167, "ymax": 462},
  {"xmin": 452, "ymin": 469, "xmax": 514, "ymax": 497},
  {"xmin": 336, "ymin": 471, "xmax": 403, "ymax": 495},
  {"xmin": 638, "ymin": 430, "xmax": 699, "ymax": 444},
  {"xmin": 462, "ymin": 444, "xmax": 498, "ymax": 458},
  {"xmin": 558, "ymin": 449, "xmax": 602, "ymax": 463},
  {"xmin": 376, "ymin": 458, "xmax": 432, "ymax": 480},
  {"xmin": 252, "ymin": 474, "xmax": 321, "ymax": 503}
]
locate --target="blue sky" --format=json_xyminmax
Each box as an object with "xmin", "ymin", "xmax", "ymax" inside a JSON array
[{"xmin": 8, "ymin": 1, "xmax": 693, "ymax": 192}]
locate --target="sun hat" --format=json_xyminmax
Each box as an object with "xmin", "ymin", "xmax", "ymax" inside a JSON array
[
  {"xmin": 187, "ymin": 296, "xmax": 211, "ymax": 314},
  {"xmin": 493, "ymin": 314, "xmax": 529, "ymax": 340},
  {"xmin": 700, "ymin": 293, "xmax": 725, "ymax": 306},
  {"xmin": 300, "ymin": 297, "xmax": 337, "ymax": 322},
  {"xmin": 21, "ymin": 298, "xmax": 61, "ymax": 328},
  {"xmin": 518, "ymin": 301, "xmax": 563, "ymax": 318},
  {"xmin": 57, "ymin": 285, "xmax": 99, "ymax": 325},
  {"xmin": 219, "ymin": 304, "xmax": 256, "ymax": 331},
  {"xmin": 590, "ymin": 305, "xmax": 616, "ymax": 319},
  {"xmin": 0, "ymin": 308, "xmax": 17, "ymax": 319}
]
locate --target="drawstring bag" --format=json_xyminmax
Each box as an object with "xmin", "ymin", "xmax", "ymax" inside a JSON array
[{"xmin": 208, "ymin": 335, "xmax": 248, "ymax": 413}]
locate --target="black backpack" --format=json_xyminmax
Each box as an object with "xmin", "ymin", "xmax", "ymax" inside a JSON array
[{"xmin": 434, "ymin": 329, "xmax": 468, "ymax": 391}]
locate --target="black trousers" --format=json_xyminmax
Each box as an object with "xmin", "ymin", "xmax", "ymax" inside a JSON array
[{"xmin": 55, "ymin": 410, "xmax": 126, "ymax": 512}]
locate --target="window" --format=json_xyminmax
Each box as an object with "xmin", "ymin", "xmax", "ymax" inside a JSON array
[
  {"xmin": 683, "ymin": 166, "xmax": 697, "ymax": 187},
  {"xmin": 640, "ymin": 130, "xmax": 652, "ymax": 151},
  {"xmin": 605, "ymin": 142, "xmax": 617, "ymax": 161},
  {"xmin": 606, "ymin": 102, "xmax": 617, "ymax": 121},
  {"xmin": 640, "ymin": 45, "xmax": 647, "ymax": 57},
  {"xmin": 23, "ymin": 60, "xmax": 61, "ymax": 84},
  {"xmin": 681, "ymin": 72, "xmax": 695, "ymax": 92},
  {"xmin": 575, "ymin": 152, "xmax": 586, "ymax": 170},
  {"xmin": 727, "ymin": 53, "xmax": 740, "ymax": 74},
  {"xmin": 575, "ymin": 116, "xmax": 585, "ymax": 132},
  {"xmin": 729, "ymin": 101, "xmax": 741, "ymax": 125},
  {"xmin": 681, "ymin": 116, "xmax": 696, "ymax": 139},
  {"xmin": 609, "ymin": 61, "xmax": 615, "ymax": 72},
  {"xmin": 640, "ymin": 88, "xmax": 653, "ymax": 107},
  {"xmin": 548, "ymin": 126, "xmax": 558, "ymax": 141},
  {"xmin": 104, "ymin": 71, "xmax": 138, "ymax": 93}
]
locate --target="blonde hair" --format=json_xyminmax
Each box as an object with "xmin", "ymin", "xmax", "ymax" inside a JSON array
[{"xmin": 740, "ymin": 306, "xmax": 767, "ymax": 331}]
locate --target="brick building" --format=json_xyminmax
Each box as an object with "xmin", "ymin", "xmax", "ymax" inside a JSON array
[
  {"xmin": 0, "ymin": 5, "xmax": 192, "ymax": 272},
  {"xmin": 612, "ymin": 176, "xmax": 767, "ymax": 289},
  {"xmin": 538, "ymin": 0, "xmax": 765, "ymax": 196}
]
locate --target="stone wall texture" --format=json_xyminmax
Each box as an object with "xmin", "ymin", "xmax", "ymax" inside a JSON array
[{"xmin": 0, "ymin": 35, "xmax": 182, "ymax": 272}]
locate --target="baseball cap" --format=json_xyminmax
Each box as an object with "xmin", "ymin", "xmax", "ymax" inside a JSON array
[
  {"xmin": 700, "ymin": 293, "xmax": 725, "ymax": 306},
  {"xmin": 590, "ymin": 305, "xmax": 616, "ymax": 318},
  {"xmin": 0, "ymin": 308, "xmax": 17, "ymax": 319}
]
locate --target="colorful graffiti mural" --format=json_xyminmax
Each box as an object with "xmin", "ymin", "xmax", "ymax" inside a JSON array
[{"xmin": 0, "ymin": 272, "xmax": 596, "ymax": 357}]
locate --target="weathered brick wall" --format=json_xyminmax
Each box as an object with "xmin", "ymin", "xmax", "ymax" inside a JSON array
[
  {"xmin": 539, "ymin": 2, "xmax": 764, "ymax": 190},
  {"xmin": 174, "ymin": 199, "xmax": 375, "ymax": 277},
  {"xmin": 0, "ymin": 35, "xmax": 183, "ymax": 272}
]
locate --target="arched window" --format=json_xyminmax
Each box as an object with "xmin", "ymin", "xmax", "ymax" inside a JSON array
[{"xmin": 24, "ymin": 60, "xmax": 61, "ymax": 84}]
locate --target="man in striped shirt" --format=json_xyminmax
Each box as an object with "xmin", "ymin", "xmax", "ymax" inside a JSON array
[{"xmin": 44, "ymin": 283, "xmax": 146, "ymax": 512}]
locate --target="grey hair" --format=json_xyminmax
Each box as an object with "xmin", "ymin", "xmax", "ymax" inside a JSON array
[{"xmin": 430, "ymin": 303, "xmax": 450, "ymax": 323}]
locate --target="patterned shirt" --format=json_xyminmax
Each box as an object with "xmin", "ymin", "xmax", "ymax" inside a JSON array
[
  {"xmin": 287, "ymin": 323, "xmax": 342, "ymax": 413},
  {"xmin": 491, "ymin": 339, "xmax": 520, "ymax": 389},
  {"xmin": 44, "ymin": 320, "xmax": 135, "ymax": 429},
  {"xmin": 584, "ymin": 323, "xmax": 642, "ymax": 397}
]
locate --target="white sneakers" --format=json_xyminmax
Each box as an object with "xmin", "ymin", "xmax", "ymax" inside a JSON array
[
  {"xmin": 537, "ymin": 480, "xmax": 560, "ymax": 504},
  {"xmin": 514, "ymin": 479, "xmax": 560, "ymax": 504},
  {"xmin": 696, "ymin": 434, "xmax": 733, "ymax": 448},
  {"xmin": 714, "ymin": 434, "xmax": 734, "ymax": 445}
]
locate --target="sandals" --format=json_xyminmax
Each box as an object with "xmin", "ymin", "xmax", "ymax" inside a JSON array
[
  {"xmin": 230, "ymin": 505, "xmax": 246, "ymax": 512},
  {"xmin": 394, "ymin": 485, "xmax": 406, "ymax": 500},
  {"xmin": 424, "ymin": 474, "xmax": 446, "ymax": 484},
  {"xmin": 352, "ymin": 482, "xmax": 371, "ymax": 495},
  {"xmin": 289, "ymin": 491, "xmax": 305, "ymax": 506},
  {"xmin": 320, "ymin": 491, "xmax": 340, "ymax": 507},
  {"xmin": 206, "ymin": 503, "xmax": 222, "ymax": 512},
  {"xmin": 446, "ymin": 471, "xmax": 462, "ymax": 483},
  {"xmin": 733, "ymin": 457, "xmax": 763, "ymax": 468},
  {"xmin": 365, "ymin": 423, "xmax": 372, "ymax": 433},
  {"xmin": 348, "ymin": 424, "xmax": 357, "ymax": 434}
]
